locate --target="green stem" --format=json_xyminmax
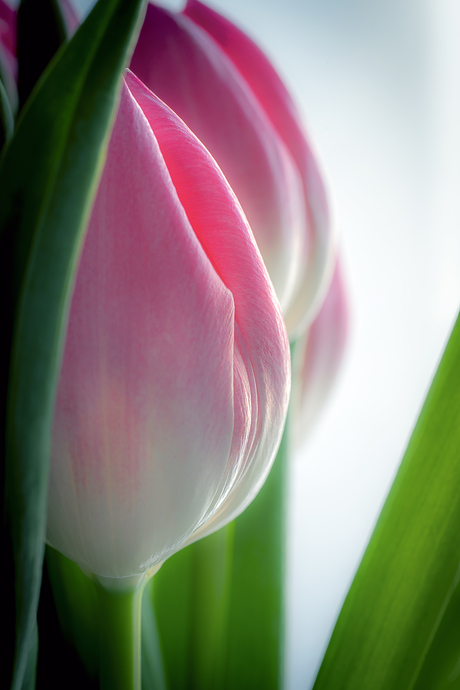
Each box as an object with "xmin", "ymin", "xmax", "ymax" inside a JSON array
[
  {"xmin": 142, "ymin": 577, "xmax": 167, "ymax": 690},
  {"xmin": 95, "ymin": 575, "xmax": 147, "ymax": 690}
]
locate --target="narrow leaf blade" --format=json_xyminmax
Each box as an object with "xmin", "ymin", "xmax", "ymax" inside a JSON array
[{"xmin": 313, "ymin": 313, "xmax": 460, "ymax": 690}]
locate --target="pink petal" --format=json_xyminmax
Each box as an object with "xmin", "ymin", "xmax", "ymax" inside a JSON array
[
  {"xmin": 184, "ymin": 0, "xmax": 336, "ymax": 336},
  {"xmin": 130, "ymin": 4, "xmax": 306, "ymax": 320},
  {"xmin": 125, "ymin": 69, "xmax": 291, "ymax": 541}
]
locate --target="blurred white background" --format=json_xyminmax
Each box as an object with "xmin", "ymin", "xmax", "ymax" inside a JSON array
[{"xmin": 68, "ymin": 0, "xmax": 460, "ymax": 687}]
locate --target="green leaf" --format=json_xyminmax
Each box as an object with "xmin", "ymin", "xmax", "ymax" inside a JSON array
[
  {"xmin": 412, "ymin": 565, "xmax": 460, "ymax": 689},
  {"xmin": 151, "ymin": 524, "xmax": 234, "ymax": 690},
  {"xmin": 313, "ymin": 312, "xmax": 460, "ymax": 690},
  {"xmin": 151, "ymin": 546, "xmax": 194, "ymax": 689},
  {"xmin": 188, "ymin": 527, "xmax": 234, "ymax": 689},
  {"xmin": 0, "ymin": 0, "xmax": 145, "ymax": 687},
  {"xmin": 45, "ymin": 547, "xmax": 99, "ymax": 680}
]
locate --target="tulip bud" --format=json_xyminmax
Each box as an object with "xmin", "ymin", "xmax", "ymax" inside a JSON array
[
  {"xmin": 130, "ymin": 0, "xmax": 336, "ymax": 339},
  {"xmin": 46, "ymin": 72, "xmax": 290, "ymax": 582}
]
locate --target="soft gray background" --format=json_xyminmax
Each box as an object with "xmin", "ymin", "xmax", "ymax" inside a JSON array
[{"xmin": 66, "ymin": 0, "xmax": 460, "ymax": 687}]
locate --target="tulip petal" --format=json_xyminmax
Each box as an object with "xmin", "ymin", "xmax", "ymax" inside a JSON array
[
  {"xmin": 130, "ymin": 4, "xmax": 306, "ymax": 319},
  {"xmin": 184, "ymin": 0, "xmax": 336, "ymax": 336},
  {"xmin": 49, "ymin": 82, "xmax": 232, "ymax": 577},
  {"xmin": 125, "ymin": 70, "xmax": 291, "ymax": 545}
]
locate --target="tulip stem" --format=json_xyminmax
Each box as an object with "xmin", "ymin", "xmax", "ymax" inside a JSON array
[{"xmin": 95, "ymin": 575, "xmax": 147, "ymax": 690}]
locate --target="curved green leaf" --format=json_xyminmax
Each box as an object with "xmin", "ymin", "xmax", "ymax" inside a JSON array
[
  {"xmin": 413, "ymin": 565, "xmax": 460, "ymax": 689},
  {"xmin": 0, "ymin": 0, "xmax": 145, "ymax": 687},
  {"xmin": 313, "ymin": 312, "xmax": 460, "ymax": 690}
]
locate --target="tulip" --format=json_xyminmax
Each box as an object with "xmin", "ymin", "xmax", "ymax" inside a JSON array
[
  {"xmin": 130, "ymin": 0, "xmax": 335, "ymax": 340},
  {"xmin": 46, "ymin": 70, "xmax": 290, "ymax": 582}
]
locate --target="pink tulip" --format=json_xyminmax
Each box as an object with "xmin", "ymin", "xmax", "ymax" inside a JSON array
[
  {"xmin": 130, "ymin": 1, "xmax": 335, "ymax": 340},
  {"xmin": 46, "ymin": 71, "xmax": 290, "ymax": 581},
  {"xmin": 291, "ymin": 260, "xmax": 349, "ymax": 446}
]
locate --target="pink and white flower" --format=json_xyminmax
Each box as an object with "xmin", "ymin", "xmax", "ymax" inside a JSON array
[{"xmin": 47, "ymin": 72, "xmax": 290, "ymax": 580}]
